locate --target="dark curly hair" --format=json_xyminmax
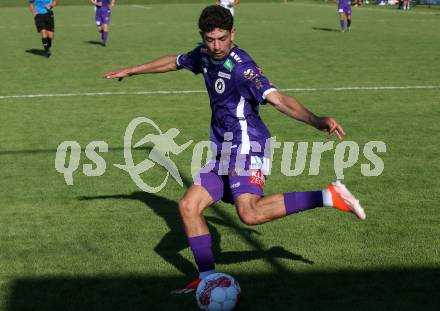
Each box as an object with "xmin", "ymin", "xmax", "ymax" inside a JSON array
[{"xmin": 198, "ymin": 5, "xmax": 234, "ymax": 33}]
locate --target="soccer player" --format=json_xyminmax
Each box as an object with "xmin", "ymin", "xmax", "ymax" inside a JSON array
[
  {"xmin": 217, "ymin": 0, "xmax": 240, "ymax": 16},
  {"xmin": 105, "ymin": 5, "xmax": 366, "ymax": 293},
  {"xmin": 91, "ymin": 0, "xmax": 115, "ymax": 46},
  {"xmin": 338, "ymin": 0, "xmax": 352, "ymax": 32},
  {"xmin": 29, "ymin": 0, "xmax": 58, "ymax": 57}
]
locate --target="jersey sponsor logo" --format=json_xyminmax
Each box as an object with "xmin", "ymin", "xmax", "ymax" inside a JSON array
[
  {"xmin": 250, "ymin": 155, "xmax": 263, "ymax": 170},
  {"xmin": 230, "ymin": 51, "xmax": 243, "ymax": 63},
  {"xmin": 248, "ymin": 169, "xmax": 265, "ymax": 188},
  {"xmin": 244, "ymin": 68, "xmax": 263, "ymax": 89},
  {"xmin": 215, "ymin": 78, "xmax": 226, "ymax": 94},
  {"xmin": 223, "ymin": 59, "xmax": 235, "ymax": 72},
  {"xmin": 230, "ymin": 182, "xmax": 241, "ymax": 189},
  {"xmin": 218, "ymin": 71, "xmax": 231, "ymax": 80}
]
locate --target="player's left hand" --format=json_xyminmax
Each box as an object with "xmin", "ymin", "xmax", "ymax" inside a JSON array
[{"xmin": 315, "ymin": 117, "xmax": 346, "ymax": 140}]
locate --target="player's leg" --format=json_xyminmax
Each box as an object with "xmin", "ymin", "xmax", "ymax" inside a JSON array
[
  {"xmin": 345, "ymin": 5, "xmax": 352, "ymax": 32},
  {"xmin": 47, "ymin": 31, "xmax": 54, "ymax": 41},
  {"xmin": 46, "ymin": 12, "xmax": 55, "ymax": 51},
  {"xmin": 172, "ymin": 176, "xmax": 221, "ymax": 294},
  {"xmin": 39, "ymin": 29, "xmax": 48, "ymax": 49},
  {"xmin": 338, "ymin": 11, "xmax": 345, "ymax": 32},
  {"xmin": 95, "ymin": 8, "xmax": 104, "ymax": 40},
  {"xmin": 346, "ymin": 13, "xmax": 352, "ymax": 32},
  {"xmin": 100, "ymin": 10, "xmax": 111, "ymax": 46},
  {"xmin": 101, "ymin": 23, "xmax": 109, "ymax": 46},
  {"xmin": 179, "ymin": 183, "xmax": 215, "ymax": 238},
  {"xmin": 39, "ymin": 29, "xmax": 51, "ymax": 57},
  {"xmin": 34, "ymin": 14, "xmax": 49, "ymax": 54},
  {"xmin": 235, "ymin": 181, "xmax": 365, "ymax": 226}
]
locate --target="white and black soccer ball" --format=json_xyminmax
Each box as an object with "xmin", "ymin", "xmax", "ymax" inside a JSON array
[{"xmin": 195, "ymin": 273, "xmax": 241, "ymax": 311}]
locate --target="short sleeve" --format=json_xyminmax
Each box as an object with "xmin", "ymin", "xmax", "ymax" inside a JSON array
[
  {"xmin": 176, "ymin": 46, "xmax": 203, "ymax": 75},
  {"xmin": 235, "ymin": 63, "xmax": 276, "ymax": 105}
]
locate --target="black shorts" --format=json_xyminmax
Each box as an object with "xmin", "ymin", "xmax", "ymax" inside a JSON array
[{"xmin": 34, "ymin": 12, "xmax": 54, "ymax": 32}]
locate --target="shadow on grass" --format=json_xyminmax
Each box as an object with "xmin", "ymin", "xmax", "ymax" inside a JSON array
[
  {"xmin": 25, "ymin": 49, "xmax": 48, "ymax": 57},
  {"xmin": 84, "ymin": 40, "xmax": 103, "ymax": 46},
  {"xmin": 6, "ymin": 268, "xmax": 439, "ymax": 310},
  {"xmin": 312, "ymin": 27, "xmax": 340, "ymax": 32},
  {"xmin": 81, "ymin": 191, "xmax": 313, "ymax": 278}
]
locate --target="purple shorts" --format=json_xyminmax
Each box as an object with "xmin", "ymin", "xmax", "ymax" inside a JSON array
[
  {"xmin": 194, "ymin": 155, "xmax": 270, "ymax": 205},
  {"xmin": 95, "ymin": 7, "xmax": 111, "ymax": 26},
  {"xmin": 338, "ymin": 4, "xmax": 352, "ymax": 15}
]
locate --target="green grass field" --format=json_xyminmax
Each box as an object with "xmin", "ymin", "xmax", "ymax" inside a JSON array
[{"xmin": 1, "ymin": 2, "xmax": 439, "ymax": 310}]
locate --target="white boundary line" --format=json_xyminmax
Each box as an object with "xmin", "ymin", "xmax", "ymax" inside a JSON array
[
  {"xmin": 130, "ymin": 5, "xmax": 152, "ymax": 9},
  {"xmin": 0, "ymin": 85, "xmax": 439, "ymax": 100}
]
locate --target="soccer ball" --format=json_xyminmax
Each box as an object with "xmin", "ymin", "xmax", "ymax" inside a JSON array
[{"xmin": 196, "ymin": 273, "xmax": 241, "ymax": 311}]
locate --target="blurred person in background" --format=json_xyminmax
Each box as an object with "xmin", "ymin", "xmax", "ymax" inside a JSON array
[
  {"xmin": 217, "ymin": 0, "xmax": 240, "ymax": 16},
  {"xmin": 29, "ymin": 0, "xmax": 58, "ymax": 57},
  {"xmin": 338, "ymin": 0, "xmax": 352, "ymax": 32},
  {"xmin": 91, "ymin": 0, "xmax": 115, "ymax": 46}
]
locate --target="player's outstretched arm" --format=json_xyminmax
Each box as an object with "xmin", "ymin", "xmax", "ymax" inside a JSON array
[
  {"xmin": 29, "ymin": 2, "xmax": 36, "ymax": 16},
  {"xmin": 47, "ymin": 0, "xmax": 57, "ymax": 9},
  {"xmin": 266, "ymin": 90, "xmax": 346, "ymax": 140},
  {"xmin": 104, "ymin": 55, "xmax": 178, "ymax": 80}
]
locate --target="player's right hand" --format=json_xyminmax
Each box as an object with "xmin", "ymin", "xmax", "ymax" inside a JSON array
[{"xmin": 104, "ymin": 69, "xmax": 131, "ymax": 80}]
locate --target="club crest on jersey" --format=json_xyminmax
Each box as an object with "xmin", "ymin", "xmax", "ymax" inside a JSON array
[
  {"xmin": 223, "ymin": 59, "xmax": 235, "ymax": 72},
  {"xmin": 215, "ymin": 78, "xmax": 226, "ymax": 94}
]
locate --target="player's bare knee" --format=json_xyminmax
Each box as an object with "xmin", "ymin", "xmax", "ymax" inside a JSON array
[
  {"xmin": 238, "ymin": 212, "xmax": 259, "ymax": 226},
  {"xmin": 237, "ymin": 204, "xmax": 261, "ymax": 226},
  {"xmin": 178, "ymin": 198, "xmax": 200, "ymax": 220}
]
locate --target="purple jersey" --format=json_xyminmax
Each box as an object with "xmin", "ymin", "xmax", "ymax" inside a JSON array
[
  {"xmin": 98, "ymin": 0, "xmax": 111, "ymax": 9},
  {"xmin": 95, "ymin": 0, "xmax": 111, "ymax": 25},
  {"xmin": 177, "ymin": 45, "xmax": 277, "ymax": 157},
  {"xmin": 338, "ymin": 0, "xmax": 351, "ymax": 14},
  {"xmin": 95, "ymin": 7, "xmax": 111, "ymax": 25}
]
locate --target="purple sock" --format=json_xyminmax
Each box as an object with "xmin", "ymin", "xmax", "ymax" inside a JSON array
[
  {"xmin": 284, "ymin": 191, "xmax": 323, "ymax": 215},
  {"xmin": 188, "ymin": 233, "xmax": 215, "ymax": 277},
  {"xmin": 102, "ymin": 31, "xmax": 108, "ymax": 45},
  {"xmin": 340, "ymin": 20, "xmax": 345, "ymax": 31}
]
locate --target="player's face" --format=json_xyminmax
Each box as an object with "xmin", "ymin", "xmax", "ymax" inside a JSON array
[{"xmin": 202, "ymin": 28, "xmax": 236, "ymax": 60}]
